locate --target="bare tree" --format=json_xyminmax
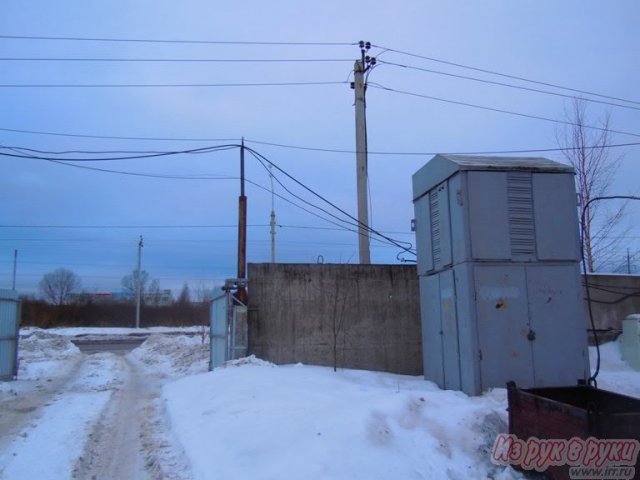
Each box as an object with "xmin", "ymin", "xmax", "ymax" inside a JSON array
[
  {"xmin": 39, "ymin": 268, "xmax": 81, "ymax": 305},
  {"xmin": 121, "ymin": 270, "xmax": 150, "ymax": 300},
  {"xmin": 558, "ymin": 98, "xmax": 626, "ymax": 272},
  {"xmin": 147, "ymin": 278, "xmax": 162, "ymax": 306},
  {"xmin": 177, "ymin": 282, "xmax": 191, "ymax": 304}
]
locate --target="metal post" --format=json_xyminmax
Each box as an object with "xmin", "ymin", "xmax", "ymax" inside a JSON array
[
  {"xmin": 135, "ymin": 235, "xmax": 143, "ymax": 328},
  {"xmin": 628, "ymin": 248, "xmax": 632, "ymax": 274},
  {"xmin": 353, "ymin": 47, "xmax": 371, "ymax": 264},
  {"xmin": 269, "ymin": 164, "xmax": 276, "ymax": 264},
  {"xmin": 12, "ymin": 249, "xmax": 17, "ymax": 290}
]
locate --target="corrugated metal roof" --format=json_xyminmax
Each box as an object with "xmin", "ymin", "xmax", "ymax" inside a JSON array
[
  {"xmin": 437, "ymin": 154, "xmax": 574, "ymax": 172},
  {"xmin": 413, "ymin": 154, "xmax": 575, "ymax": 199}
]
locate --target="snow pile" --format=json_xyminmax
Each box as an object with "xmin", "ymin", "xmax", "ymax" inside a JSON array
[
  {"xmin": 164, "ymin": 363, "xmax": 521, "ymax": 480},
  {"xmin": 222, "ymin": 354, "xmax": 275, "ymax": 368},
  {"xmin": 589, "ymin": 339, "xmax": 640, "ymax": 398},
  {"xmin": 22, "ymin": 326, "xmax": 208, "ymax": 337},
  {"xmin": 19, "ymin": 330, "xmax": 80, "ymax": 361},
  {"xmin": 128, "ymin": 334, "xmax": 209, "ymax": 378},
  {"xmin": 17, "ymin": 331, "xmax": 81, "ymax": 380}
]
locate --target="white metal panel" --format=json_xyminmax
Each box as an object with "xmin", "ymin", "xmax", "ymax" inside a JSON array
[
  {"xmin": 0, "ymin": 290, "xmax": 19, "ymax": 381},
  {"xmin": 452, "ymin": 263, "xmax": 480, "ymax": 395},
  {"xmin": 467, "ymin": 171, "xmax": 512, "ymax": 260},
  {"xmin": 413, "ymin": 195, "xmax": 433, "ymax": 275},
  {"xmin": 209, "ymin": 294, "xmax": 228, "ymax": 369},
  {"xmin": 526, "ymin": 265, "xmax": 590, "ymax": 385},
  {"xmin": 440, "ymin": 269, "xmax": 461, "ymax": 390},
  {"xmin": 533, "ymin": 173, "xmax": 581, "ymax": 261},
  {"xmin": 447, "ymin": 173, "xmax": 468, "ymax": 265},
  {"xmin": 419, "ymin": 275, "xmax": 444, "ymax": 387},
  {"xmin": 622, "ymin": 315, "xmax": 640, "ymax": 371},
  {"xmin": 474, "ymin": 266, "xmax": 534, "ymax": 390}
]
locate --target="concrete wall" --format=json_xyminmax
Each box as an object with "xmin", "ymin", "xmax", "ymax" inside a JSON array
[
  {"xmin": 247, "ymin": 263, "xmax": 640, "ymax": 374},
  {"xmin": 247, "ymin": 263, "xmax": 422, "ymax": 375},
  {"xmin": 584, "ymin": 274, "xmax": 640, "ymax": 334}
]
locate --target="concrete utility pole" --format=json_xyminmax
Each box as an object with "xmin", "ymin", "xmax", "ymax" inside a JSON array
[
  {"xmin": 269, "ymin": 164, "xmax": 276, "ymax": 264},
  {"xmin": 12, "ymin": 249, "xmax": 17, "ymax": 290},
  {"xmin": 351, "ymin": 40, "xmax": 376, "ymax": 264},
  {"xmin": 135, "ymin": 235, "xmax": 143, "ymax": 329}
]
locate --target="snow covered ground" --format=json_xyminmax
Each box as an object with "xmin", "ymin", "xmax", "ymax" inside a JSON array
[{"xmin": 0, "ymin": 328, "xmax": 638, "ymax": 479}]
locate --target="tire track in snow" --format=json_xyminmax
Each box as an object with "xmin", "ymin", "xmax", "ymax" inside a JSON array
[
  {"xmin": 73, "ymin": 356, "xmax": 192, "ymax": 480},
  {"xmin": 0, "ymin": 353, "xmax": 125, "ymax": 479}
]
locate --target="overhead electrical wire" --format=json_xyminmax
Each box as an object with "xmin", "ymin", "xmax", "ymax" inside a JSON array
[
  {"xmin": 368, "ymin": 82, "xmax": 640, "ymax": 139},
  {"xmin": 372, "ymin": 44, "xmax": 640, "ymax": 107},
  {"xmin": 377, "ymin": 60, "xmax": 640, "ymax": 112},
  {"xmin": 2, "ymin": 136, "xmax": 638, "ymax": 158},
  {"xmin": 244, "ymin": 146, "xmax": 416, "ymax": 256},
  {"xmin": 0, "ymin": 34, "xmax": 356, "ymax": 47},
  {"xmin": 28, "ymin": 154, "xmax": 392, "ymax": 246},
  {"xmin": 0, "ymin": 57, "xmax": 353, "ymax": 63},
  {"xmin": 0, "ymin": 81, "xmax": 348, "ymax": 88},
  {"xmin": 0, "ymin": 143, "xmax": 240, "ymax": 161}
]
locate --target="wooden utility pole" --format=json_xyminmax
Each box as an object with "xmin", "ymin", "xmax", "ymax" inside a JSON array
[
  {"xmin": 352, "ymin": 41, "xmax": 375, "ymax": 264},
  {"xmin": 237, "ymin": 139, "xmax": 248, "ymax": 303}
]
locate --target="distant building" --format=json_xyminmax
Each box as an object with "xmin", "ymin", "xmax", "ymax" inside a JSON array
[{"xmin": 68, "ymin": 289, "xmax": 173, "ymax": 306}]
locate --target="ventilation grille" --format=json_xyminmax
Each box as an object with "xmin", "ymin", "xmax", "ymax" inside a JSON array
[
  {"xmin": 507, "ymin": 172, "xmax": 536, "ymax": 257},
  {"xmin": 430, "ymin": 189, "xmax": 441, "ymax": 267}
]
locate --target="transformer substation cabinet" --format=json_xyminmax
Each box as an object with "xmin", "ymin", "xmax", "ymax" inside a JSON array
[{"xmin": 412, "ymin": 155, "xmax": 590, "ymax": 395}]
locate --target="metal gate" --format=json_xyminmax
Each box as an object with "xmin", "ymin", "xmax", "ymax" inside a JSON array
[
  {"xmin": 0, "ymin": 289, "xmax": 20, "ymax": 381},
  {"xmin": 209, "ymin": 283, "xmax": 248, "ymax": 370}
]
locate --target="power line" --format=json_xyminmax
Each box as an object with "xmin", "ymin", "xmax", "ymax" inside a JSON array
[
  {"xmin": 0, "ymin": 57, "xmax": 353, "ymax": 63},
  {"xmin": 0, "ymin": 34, "xmax": 356, "ymax": 46},
  {"xmin": 245, "ymin": 138, "xmax": 640, "ymax": 156},
  {"xmin": 373, "ymin": 44, "xmax": 640, "ymax": 107},
  {"xmin": 377, "ymin": 59, "xmax": 640, "ymax": 112},
  {"xmin": 0, "ymin": 127, "xmax": 236, "ymax": 141},
  {"xmin": 369, "ymin": 82, "xmax": 640, "ymax": 139},
  {"xmin": 244, "ymin": 146, "xmax": 416, "ymax": 256},
  {"xmin": 0, "ymin": 143, "xmax": 239, "ymax": 161},
  {"xmin": 2, "ymin": 134, "xmax": 638, "ymax": 158},
  {"xmin": 0, "ymin": 223, "xmax": 411, "ymax": 235},
  {"xmin": 0, "ymin": 81, "xmax": 347, "ymax": 88},
  {"xmin": 29, "ymin": 155, "xmax": 383, "ymax": 242}
]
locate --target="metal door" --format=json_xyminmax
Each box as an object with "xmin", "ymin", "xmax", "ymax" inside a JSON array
[
  {"xmin": 0, "ymin": 290, "xmax": 20, "ymax": 381},
  {"xmin": 209, "ymin": 294, "xmax": 228, "ymax": 369},
  {"xmin": 474, "ymin": 266, "xmax": 534, "ymax": 390}
]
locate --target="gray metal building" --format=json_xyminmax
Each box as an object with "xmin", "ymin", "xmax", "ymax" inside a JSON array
[{"xmin": 412, "ymin": 155, "xmax": 590, "ymax": 395}]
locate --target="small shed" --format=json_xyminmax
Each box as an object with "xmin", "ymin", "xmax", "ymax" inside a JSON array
[{"xmin": 412, "ymin": 155, "xmax": 590, "ymax": 395}]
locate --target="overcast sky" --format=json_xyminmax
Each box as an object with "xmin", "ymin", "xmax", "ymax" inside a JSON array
[{"xmin": 1, "ymin": 0, "xmax": 639, "ymax": 296}]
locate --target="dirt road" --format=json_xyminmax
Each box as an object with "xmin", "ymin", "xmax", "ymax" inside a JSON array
[{"xmin": 0, "ymin": 346, "xmax": 192, "ymax": 479}]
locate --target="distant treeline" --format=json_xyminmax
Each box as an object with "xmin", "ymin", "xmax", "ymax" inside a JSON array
[{"xmin": 21, "ymin": 299, "xmax": 209, "ymax": 328}]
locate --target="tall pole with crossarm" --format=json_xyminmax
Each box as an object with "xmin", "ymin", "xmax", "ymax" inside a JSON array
[{"xmin": 352, "ymin": 41, "xmax": 376, "ymax": 264}]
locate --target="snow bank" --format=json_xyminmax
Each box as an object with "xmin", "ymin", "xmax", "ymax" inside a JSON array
[
  {"xmin": 164, "ymin": 363, "xmax": 519, "ymax": 480},
  {"xmin": 17, "ymin": 331, "xmax": 81, "ymax": 381},
  {"xmin": 589, "ymin": 339, "xmax": 640, "ymax": 398},
  {"xmin": 21, "ymin": 325, "xmax": 208, "ymax": 337},
  {"xmin": 128, "ymin": 334, "xmax": 209, "ymax": 378}
]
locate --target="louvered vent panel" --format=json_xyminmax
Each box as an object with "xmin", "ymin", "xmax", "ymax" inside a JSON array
[
  {"xmin": 430, "ymin": 189, "xmax": 442, "ymax": 268},
  {"xmin": 507, "ymin": 172, "xmax": 536, "ymax": 257}
]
